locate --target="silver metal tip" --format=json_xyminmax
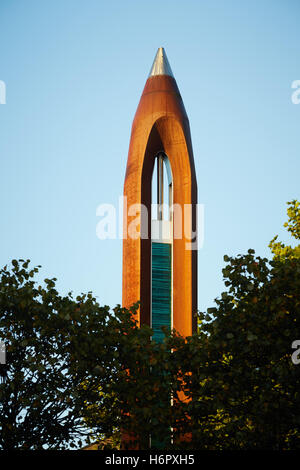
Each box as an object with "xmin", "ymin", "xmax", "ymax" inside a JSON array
[{"xmin": 148, "ymin": 47, "xmax": 174, "ymax": 78}]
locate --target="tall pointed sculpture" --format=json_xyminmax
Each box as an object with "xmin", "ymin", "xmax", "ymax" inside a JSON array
[{"xmin": 122, "ymin": 47, "xmax": 197, "ymax": 341}]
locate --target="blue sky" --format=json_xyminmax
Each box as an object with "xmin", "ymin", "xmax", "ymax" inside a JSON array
[{"xmin": 0, "ymin": 0, "xmax": 299, "ymax": 313}]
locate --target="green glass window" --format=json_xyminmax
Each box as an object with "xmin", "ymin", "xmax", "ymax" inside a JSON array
[{"xmin": 151, "ymin": 242, "xmax": 171, "ymax": 343}]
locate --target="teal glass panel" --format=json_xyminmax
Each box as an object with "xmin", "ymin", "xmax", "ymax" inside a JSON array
[
  {"xmin": 151, "ymin": 242, "xmax": 172, "ymax": 448},
  {"xmin": 151, "ymin": 242, "xmax": 171, "ymax": 343}
]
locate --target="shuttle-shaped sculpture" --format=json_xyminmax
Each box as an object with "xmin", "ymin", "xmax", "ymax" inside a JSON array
[{"xmin": 123, "ymin": 47, "xmax": 198, "ymax": 340}]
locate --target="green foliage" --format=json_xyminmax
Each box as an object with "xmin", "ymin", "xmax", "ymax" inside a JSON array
[
  {"xmin": 1, "ymin": 200, "xmax": 300, "ymax": 450},
  {"xmin": 180, "ymin": 200, "xmax": 300, "ymax": 449},
  {"xmin": 118, "ymin": 199, "xmax": 300, "ymax": 449},
  {"xmin": 269, "ymin": 200, "xmax": 300, "ymax": 260},
  {"xmin": 0, "ymin": 260, "xmax": 137, "ymax": 449}
]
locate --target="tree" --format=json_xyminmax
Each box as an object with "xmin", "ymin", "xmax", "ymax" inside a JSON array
[
  {"xmin": 177, "ymin": 199, "xmax": 300, "ymax": 449},
  {"xmin": 0, "ymin": 259, "xmax": 137, "ymax": 449},
  {"xmin": 108, "ymin": 199, "xmax": 300, "ymax": 450},
  {"xmin": 115, "ymin": 325, "xmax": 186, "ymax": 450},
  {"xmin": 269, "ymin": 199, "xmax": 300, "ymax": 260},
  {"xmin": 2, "ymin": 200, "xmax": 300, "ymax": 450}
]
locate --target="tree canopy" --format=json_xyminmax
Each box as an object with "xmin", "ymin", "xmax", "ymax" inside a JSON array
[
  {"xmin": 0, "ymin": 260, "xmax": 139, "ymax": 449},
  {"xmin": 0, "ymin": 200, "xmax": 300, "ymax": 450},
  {"xmin": 118, "ymin": 200, "xmax": 300, "ymax": 449}
]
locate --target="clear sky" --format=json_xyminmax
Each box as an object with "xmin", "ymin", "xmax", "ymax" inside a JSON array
[{"xmin": 0, "ymin": 0, "xmax": 299, "ymax": 313}]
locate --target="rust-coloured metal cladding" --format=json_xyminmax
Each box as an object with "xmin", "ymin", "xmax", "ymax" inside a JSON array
[{"xmin": 122, "ymin": 48, "xmax": 197, "ymax": 338}]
